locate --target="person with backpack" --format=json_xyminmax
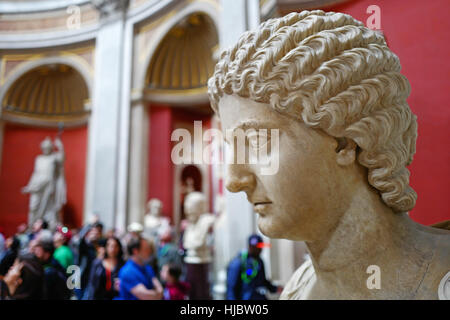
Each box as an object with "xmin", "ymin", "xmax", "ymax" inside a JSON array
[{"xmin": 226, "ymin": 234, "xmax": 280, "ymax": 300}]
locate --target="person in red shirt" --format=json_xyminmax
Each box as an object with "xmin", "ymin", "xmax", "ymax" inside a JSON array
[{"xmin": 160, "ymin": 263, "xmax": 190, "ymax": 300}]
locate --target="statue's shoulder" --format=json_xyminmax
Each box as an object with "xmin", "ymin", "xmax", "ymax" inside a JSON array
[
  {"xmin": 35, "ymin": 154, "xmax": 47, "ymax": 160},
  {"xmin": 413, "ymin": 226, "xmax": 450, "ymax": 299},
  {"xmin": 280, "ymin": 258, "xmax": 316, "ymax": 300},
  {"xmin": 199, "ymin": 213, "xmax": 215, "ymax": 227},
  {"xmin": 432, "ymin": 232, "xmax": 450, "ymax": 299},
  {"xmin": 36, "ymin": 153, "xmax": 59, "ymax": 162},
  {"xmin": 424, "ymin": 224, "xmax": 450, "ymax": 272},
  {"xmin": 144, "ymin": 215, "xmax": 161, "ymax": 229}
]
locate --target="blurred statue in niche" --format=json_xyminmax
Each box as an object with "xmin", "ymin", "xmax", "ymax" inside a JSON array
[
  {"xmin": 180, "ymin": 175, "xmax": 197, "ymax": 221},
  {"xmin": 182, "ymin": 192, "xmax": 215, "ymax": 299},
  {"xmin": 144, "ymin": 198, "xmax": 170, "ymax": 241},
  {"xmin": 181, "ymin": 177, "xmax": 196, "ymax": 195},
  {"xmin": 22, "ymin": 136, "xmax": 66, "ymax": 231},
  {"xmin": 208, "ymin": 10, "xmax": 450, "ymax": 299}
]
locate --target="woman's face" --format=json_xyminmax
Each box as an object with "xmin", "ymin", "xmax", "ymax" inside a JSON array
[
  {"xmin": 218, "ymin": 94, "xmax": 356, "ymax": 242},
  {"xmin": 106, "ymin": 238, "xmax": 120, "ymax": 259}
]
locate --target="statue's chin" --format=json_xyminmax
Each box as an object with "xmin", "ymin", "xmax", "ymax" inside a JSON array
[
  {"xmin": 258, "ymin": 217, "xmax": 308, "ymax": 242},
  {"xmin": 257, "ymin": 218, "xmax": 282, "ymax": 239}
]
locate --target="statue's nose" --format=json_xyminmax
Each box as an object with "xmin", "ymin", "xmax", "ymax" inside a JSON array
[{"xmin": 226, "ymin": 164, "xmax": 256, "ymax": 193}]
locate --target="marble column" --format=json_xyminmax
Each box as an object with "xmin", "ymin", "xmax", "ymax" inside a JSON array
[
  {"xmin": 115, "ymin": 13, "xmax": 135, "ymax": 233},
  {"xmin": 85, "ymin": 1, "xmax": 128, "ymax": 230},
  {"xmin": 127, "ymin": 97, "xmax": 149, "ymax": 226}
]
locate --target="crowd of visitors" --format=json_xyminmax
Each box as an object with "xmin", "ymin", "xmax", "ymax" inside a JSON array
[
  {"xmin": 0, "ymin": 217, "xmax": 187, "ymax": 300},
  {"xmin": 0, "ymin": 217, "xmax": 279, "ymax": 300}
]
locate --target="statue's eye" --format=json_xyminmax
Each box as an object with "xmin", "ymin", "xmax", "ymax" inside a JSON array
[{"xmin": 247, "ymin": 130, "xmax": 269, "ymax": 150}]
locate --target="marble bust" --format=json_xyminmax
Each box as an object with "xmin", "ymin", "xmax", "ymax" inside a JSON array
[
  {"xmin": 144, "ymin": 198, "xmax": 170, "ymax": 239},
  {"xmin": 182, "ymin": 191, "xmax": 215, "ymax": 299},
  {"xmin": 208, "ymin": 10, "xmax": 450, "ymax": 299},
  {"xmin": 182, "ymin": 192, "xmax": 215, "ymax": 264},
  {"xmin": 22, "ymin": 137, "xmax": 66, "ymax": 230}
]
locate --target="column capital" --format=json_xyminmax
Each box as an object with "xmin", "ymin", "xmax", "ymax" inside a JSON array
[{"xmin": 91, "ymin": 0, "xmax": 129, "ymax": 22}]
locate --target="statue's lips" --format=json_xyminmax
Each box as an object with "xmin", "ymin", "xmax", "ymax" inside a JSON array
[{"xmin": 253, "ymin": 202, "xmax": 272, "ymax": 215}]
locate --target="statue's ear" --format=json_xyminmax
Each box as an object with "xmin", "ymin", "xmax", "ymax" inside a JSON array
[{"xmin": 335, "ymin": 138, "xmax": 357, "ymax": 166}]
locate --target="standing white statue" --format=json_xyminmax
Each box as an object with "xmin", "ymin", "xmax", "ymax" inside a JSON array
[
  {"xmin": 182, "ymin": 192, "xmax": 215, "ymax": 299},
  {"xmin": 144, "ymin": 198, "xmax": 170, "ymax": 240},
  {"xmin": 22, "ymin": 136, "xmax": 66, "ymax": 230}
]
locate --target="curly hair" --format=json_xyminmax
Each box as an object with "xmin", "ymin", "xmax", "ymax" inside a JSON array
[{"xmin": 208, "ymin": 10, "xmax": 418, "ymax": 213}]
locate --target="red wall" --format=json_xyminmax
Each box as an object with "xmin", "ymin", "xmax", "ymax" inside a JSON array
[
  {"xmin": 148, "ymin": 105, "xmax": 214, "ymax": 222},
  {"xmin": 172, "ymin": 110, "xmax": 213, "ymax": 214},
  {"xmin": 148, "ymin": 105, "xmax": 174, "ymax": 221},
  {"xmin": 0, "ymin": 124, "xmax": 87, "ymax": 237},
  {"xmin": 325, "ymin": 0, "xmax": 450, "ymax": 225}
]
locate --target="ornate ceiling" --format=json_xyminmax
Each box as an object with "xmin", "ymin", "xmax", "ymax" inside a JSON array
[
  {"xmin": 145, "ymin": 13, "xmax": 218, "ymax": 95},
  {"xmin": 2, "ymin": 64, "xmax": 89, "ymax": 123}
]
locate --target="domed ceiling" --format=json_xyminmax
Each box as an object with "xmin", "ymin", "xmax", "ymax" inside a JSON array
[
  {"xmin": 145, "ymin": 13, "xmax": 218, "ymax": 94},
  {"xmin": 2, "ymin": 64, "xmax": 89, "ymax": 124}
]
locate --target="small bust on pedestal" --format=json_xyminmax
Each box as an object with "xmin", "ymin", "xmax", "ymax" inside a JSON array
[
  {"xmin": 144, "ymin": 198, "xmax": 170, "ymax": 240},
  {"xmin": 182, "ymin": 192, "xmax": 215, "ymax": 299}
]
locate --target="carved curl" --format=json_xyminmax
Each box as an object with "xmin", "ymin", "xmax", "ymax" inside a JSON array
[{"xmin": 208, "ymin": 10, "xmax": 418, "ymax": 213}]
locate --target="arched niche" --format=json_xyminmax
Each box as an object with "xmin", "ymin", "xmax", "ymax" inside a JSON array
[
  {"xmin": 0, "ymin": 61, "xmax": 91, "ymax": 234},
  {"xmin": 143, "ymin": 12, "xmax": 219, "ymax": 105},
  {"xmin": 1, "ymin": 59, "xmax": 92, "ymax": 128}
]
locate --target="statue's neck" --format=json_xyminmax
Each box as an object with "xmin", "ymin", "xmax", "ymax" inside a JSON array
[{"xmin": 305, "ymin": 185, "xmax": 426, "ymax": 295}]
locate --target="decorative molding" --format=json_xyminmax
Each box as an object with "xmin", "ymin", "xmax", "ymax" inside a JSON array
[
  {"xmin": 1, "ymin": 45, "xmax": 95, "ymax": 85},
  {"xmin": 0, "ymin": 0, "xmax": 90, "ymax": 14},
  {"xmin": 0, "ymin": 0, "xmax": 177, "ymax": 49},
  {"xmin": 0, "ymin": 112, "xmax": 90, "ymax": 128},
  {"xmin": 0, "ymin": 25, "xmax": 99, "ymax": 49},
  {"xmin": 143, "ymin": 89, "xmax": 210, "ymax": 106},
  {"xmin": 91, "ymin": 0, "xmax": 129, "ymax": 21}
]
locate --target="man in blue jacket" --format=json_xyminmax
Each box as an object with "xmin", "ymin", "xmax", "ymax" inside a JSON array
[{"xmin": 226, "ymin": 234, "xmax": 279, "ymax": 300}]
